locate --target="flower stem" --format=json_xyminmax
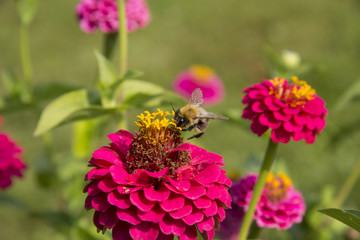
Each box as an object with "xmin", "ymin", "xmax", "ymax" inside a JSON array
[
  {"xmin": 19, "ymin": 24, "xmax": 33, "ymax": 102},
  {"xmin": 238, "ymin": 140, "xmax": 279, "ymax": 240},
  {"xmin": 332, "ymin": 155, "xmax": 360, "ymax": 208},
  {"xmin": 103, "ymin": 33, "xmax": 118, "ymax": 60},
  {"xmin": 118, "ymin": 0, "xmax": 128, "ymax": 78}
]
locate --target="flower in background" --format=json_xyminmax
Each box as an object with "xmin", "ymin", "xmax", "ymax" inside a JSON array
[
  {"xmin": 0, "ymin": 118, "xmax": 26, "ymax": 190},
  {"xmin": 232, "ymin": 173, "xmax": 305, "ymax": 230},
  {"xmin": 216, "ymin": 202, "xmax": 244, "ymax": 240},
  {"xmin": 84, "ymin": 109, "xmax": 231, "ymax": 240},
  {"xmin": 281, "ymin": 50, "xmax": 301, "ymax": 69},
  {"xmin": 242, "ymin": 76, "xmax": 327, "ymax": 144},
  {"xmin": 173, "ymin": 65, "xmax": 225, "ymax": 106},
  {"xmin": 76, "ymin": 0, "xmax": 151, "ymax": 33}
]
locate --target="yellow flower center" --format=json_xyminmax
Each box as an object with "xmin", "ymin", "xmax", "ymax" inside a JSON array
[
  {"xmin": 190, "ymin": 65, "xmax": 215, "ymax": 82},
  {"xmin": 265, "ymin": 172, "xmax": 292, "ymax": 203},
  {"xmin": 269, "ymin": 76, "xmax": 316, "ymax": 107}
]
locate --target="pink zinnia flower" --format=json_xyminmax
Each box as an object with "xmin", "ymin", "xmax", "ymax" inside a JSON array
[
  {"xmin": 0, "ymin": 119, "xmax": 26, "ymax": 189},
  {"xmin": 84, "ymin": 109, "xmax": 231, "ymax": 240},
  {"xmin": 76, "ymin": 0, "xmax": 151, "ymax": 33},
  {"xmin": 242, "ymin": 76, "xmax": 327, "ymax": 144},
  {"xmin": 216, "ymin": 202, "xmax": 244, "ymax": 240},
  {"xmin": 232, "ymin": 173, "xmax": 305, "ymax": 230},
  {"xmin": 173, "ymin": 65, "xmax": 225, "ymax": 106}
]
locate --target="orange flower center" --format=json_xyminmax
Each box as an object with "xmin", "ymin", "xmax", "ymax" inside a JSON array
[
  {"xmin": 265, "ymin": 172, "xmax": 292, "ymax": 203},
  {"xmin": 269, "ymin": 76, "xmax": 316, "ymax": 107},
  {"xmin": 189, "ymin": 65, "xmax": 215, "ymax": 82}
]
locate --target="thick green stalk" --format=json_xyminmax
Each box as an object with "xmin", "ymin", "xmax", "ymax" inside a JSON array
[
  {"xmin": 19, "ymin": 24, "xmax": 33, "ymax": 102},
  {"xmin": 103, "ymin": 33, "xmax": 118, "ymax": 60},
  {"xmin": 238, "ymin": 140, "xmax": 279, "ymax": 240},
  {"xmin": 118, "ymin": 0, "xmax": 128, "ymax": 78}
]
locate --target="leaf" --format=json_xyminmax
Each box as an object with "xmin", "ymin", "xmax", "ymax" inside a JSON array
[
  {"xmin": 333, "ymin": 79, "xmax": 360, "ymax": 113},
  {"xmin": 123, "ymin": 69, "xmax": 144, "ymax": 79},
  {"xmin": 1, "ymin": 69, "xmax": 22, "ymax": 97},
  {"xmin": 34, "ymin": 89, "xmax": 116, "ymax": 136},
  {"xmin": 318, "ymin": 208, "xmax": 360, "ymax": 232},
  {"xmin": 34, "ymin": 82, "xmax": 80, "ymax": 101},
  {"xmin": 16, "ymin": 0, "xmax": 38, "ymax": 25},
  {"xmin": 95, "ymin": 51, "xmax": 117, "ymax": 87}
]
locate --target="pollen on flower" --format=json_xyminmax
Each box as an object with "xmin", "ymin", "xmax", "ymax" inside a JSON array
[
  {"xmin": 265, "ymin": 172, "xmax": 292, "ymax": 203},
  {"xmin": 128, "ymin": 109, "xmax": 189, "ymax": 176},
  {"xmin": 269, "ymin": 76, "xmax": 316, "ymax": 107},
  {"xmin": 190, "ymin": 65, "xmax": 215, "ymax": 82}
]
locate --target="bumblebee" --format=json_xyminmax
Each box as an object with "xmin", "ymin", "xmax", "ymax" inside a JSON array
[{"xmin": 173, "ymin": 88, "xmax": 229, "ymax": 139}]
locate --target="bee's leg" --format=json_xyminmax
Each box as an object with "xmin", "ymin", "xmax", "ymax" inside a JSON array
[
  {"xmin": 182, "ymin": 125, "xmax": 195, "ymax": 132},
  {"xmin": 187, "ymin": 132, "xmax": 204, "ymax": 140}
]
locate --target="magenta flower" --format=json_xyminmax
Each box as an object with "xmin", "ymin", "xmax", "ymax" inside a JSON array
[
  {"xmin": 84, "ymin": 110, "xmax": 231, "ymax": 240},
  {"xmin": 76, "ymin": 0, "xmax": 151, "ymax": 33},
  {"xmin": 0, "ymin": 119, "xmax": 26, "ymax": 190},
  {"xmin": 216, "ymin": 202, "xmax": 244, "ymax": 240},
  {"xmin": 173, "ymin": 65, "xmax": 225, "ymax": 106},
  {"xmin": 232, "ymin": 173, "xmax": 305, "ymax": 230},
  {"xmin": 242, "ymin": 76, "xmax": 327, "ymax": 144}
]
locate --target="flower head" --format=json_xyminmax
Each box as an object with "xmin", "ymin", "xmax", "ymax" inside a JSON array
[
  {"xmin": 242, "ymin": 76, "xmax": 327, "ymax": 144},
  {"xmin": 76, "ymin": 0, "xmax": 151, "ymax": 33},
  {"xmin": 173, "ymin": 65, "xmax": 225, "ymax": 106},
  {"xmin": 0, "ymin": 119, "xmax": 26, "ymax": 190},
  {"xmin": 84, "ymin": 109, "xmax": 231, "ymax": 240},
  {"xmin": 232, "ymin": 173, "xmax": 305, "ymax": 230}
]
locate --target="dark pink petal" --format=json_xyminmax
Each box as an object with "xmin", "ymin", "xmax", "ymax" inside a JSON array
[
  {"xmin": 315, "ymin": 117, "xmax": 326, "ymax": 131},
  {"xmin": 273, "ymin": 111, "xmax": 292, "ymax": 121},
  {"xmin": 250, "ymin": 116, "xmax": 269, "ymax": 136},
  {"xmin": 159, "ymin": 214, "xmax": 186, "ymax": 236},
  {"xmin": 160, "ymin": 193, "xmax": 185, "ymax": 212},
  {"xmin": 193, "ymin": 196, "xmax": 212, "ymax": 209},
  {"xmin": 92, "ymin": 147, "xmax": 124, "ymax": 166},
  {"xmin": 93, "ymin": 212, "xmax": 104, "ymax": 230},
  {"xmin": 98, "ymin": 178, "xmax": 117, "ymax": 192},
  {"xmin": 170, "ymin": 143, "xmax": 191, "ymax": 153},
  {"xmin": 242, "ymin": 95, "xmax": 253, "ymax": 105},
  {"xmin": 137, "ymin": 204, "xmax": 165, "ymax": 223},
  {"xmin": 293, "ymin": 113, "xmax": 307, "ymax": 125},
  {"xmin": 194, "ymin": 165, "xmax": 221, "ymax": 186},
  {"xmin": 251, "ymin": 101, "xmax": 267, "ymax": 113},
  {"xmin": 271, "ymin": 125, "xmax": 291, "ymax": 143},
  {"xmin": 192, "ymin": 151, "xmax": 224, "ymax": 166},
  {"xmin": 217, "ymin": 171, "xmax": 232, "ymax": 187},
  {"xmin": 242, "ymin": 106, "xmax": 257, "ymax": 120},
  {"xmin": 203, "ymin": 201, "xmax": 218, "ymax": 217},
  {"xmin": 142, "ymin": 167, "xmax": 168, "ymax": 178},
  {"xmin": 84, "ymin": 181, "xmax": 101, "ymax": 196},
  {"xmin": 98, "ymin": 207, "xmax": 118, "ymax": 228},
  {"xmin": 206, "ymin": 184, "xmax": 231, "ymax": 207},
  {"xmin": 169, "ymin": 200, "xmax": 193, "ymax": 219},
  {"xmin": 117, "ymin": 185, "xmax": 142, "ymax": 194},
  {"xmin": 264, "ymin": 96, "xmax": 281, "ymax": 111},
  {"xmin": 130, "ymin": 190, "xmax": 156, "ymax": 212},
  {"xmin": 86, "ymin": 168, "xmax": 109, "ymax": 180},
  {"xmin": 283, "ymin": 107, "xmax": 300, "ymax": 115},
  {"xmin": 108, "ymin": 130, "xmax": 134, "ymax": 156},
  {"xmin": 108, "ymin": 191, "xmax": 132, "ymax": 209},
  {"xmin": 197, "ymin": 216, "xmax": 215, "ymax": 232},
  {"xmin": 179, "ymin": 226, "xmax": 197, "ymax": 240},
  {"xmin": 112, "ymin": 221, "xmax": 131, "ymax": 240},
  {"xmin": 183, "ymin": 181, "xmax": 206, "ymax": 200},
  {"xmin": 182, "ymin": 208, "xmax": 204, "ymax": 225},
  {"xmin": 201, "ymin": 228, "xmax": 215, "ymax": 240},
  {"xmin": 157, "ymin": 232, "xmax": 174, "ymax": 240},
  {"xmin": 248, "ymin": 89, "xmax": 268, "ymax": 99},
  {"xmin": 176, "ymin": 166, "xmax": 197, "ymax": 179},
  {"xmin": 166, "ymin": 177, "xmax": 191, "ymax": 192},
  {"xmin": 129, "ymin": 222, "xmax": 159, "ymax": 240},
  {"xmin": 116, "ymin": 206, "xmax": 141, "ymax": 225},
  {"xmin": 109, "ymin": 165, "xmax": 129, "ymax": 184},
  {"xmin": 217, "ymin": 206, "xmax": 226, "ymax": 221},
  {"xmin": 92, "ymin": 193, "xmax": 111, "ymax": 212},
  {"xmin": 283, "ymin": 119, "xmax": 303, "ymax": 132},
  {"xmin": 85, "ymin": 196, "xmax": 93, "ymax": 210},
  {"xmin": 259, "ymin": 112, "xmax": 281, "ymax": 129},
  {"xmin": 302, "ymin": 97, "xmax": 325, "ymax": 116},
  {"xmin": 128, "ymin": 170, "xmax": 152, "ymax": 186},
  {"xmin": 144, "ymin": 184, "xmax": 171, "ymax": 202}
]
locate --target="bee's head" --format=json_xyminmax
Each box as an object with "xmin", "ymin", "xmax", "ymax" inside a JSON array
[{"xmin": 174, "ymin": 109, "xmax": 190, "ymax": 128}]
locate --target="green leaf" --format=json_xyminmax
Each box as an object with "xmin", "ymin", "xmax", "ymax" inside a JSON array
[
  {"xmin": 95, "ymin": 51, "xmax": 117, "ymax": 87},
  {"xmin": 123, "ymin": 69, "xmax": 144, "ymax": 79},
  {"xmin": 34, "ymin": 82, "xmax": 80, "ymax": 101},
  {"xmin": 34, "ymin": 89, "xmax": 115, "ymax": 136},
  {"xmin": 318, "ymin": 208, "xmax": 360, "ymax": 231},
  {"xmin": 1, "ymin": 69, "xmax": 22, "ymax": 98},
  {"xmin": 16, "ymin": 0, "xmax": 38, "ymax": 25},
  {"xmin": 333, "ymin": 79, "xmax": 360, "ymax": 113}
]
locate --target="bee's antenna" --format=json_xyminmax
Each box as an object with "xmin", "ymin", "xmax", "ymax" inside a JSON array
[{"xmin": 170, "ymin": 102, "xmax": 176, "ymax": 112}]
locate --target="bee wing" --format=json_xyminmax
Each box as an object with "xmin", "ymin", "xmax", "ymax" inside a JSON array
[
  {"xmin": 188, "ymin": 88, "xmax": 204, "ymax": 106},
  {"xmin": 197, "ymin": 112, "xmax": 229, "ymax": 120}
]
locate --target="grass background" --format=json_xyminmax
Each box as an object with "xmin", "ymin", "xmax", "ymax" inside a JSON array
[{"xmin": 1, "ymin": 0, "xmax": 360, "ymax": 239}]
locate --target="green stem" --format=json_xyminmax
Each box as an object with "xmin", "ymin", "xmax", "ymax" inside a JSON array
[
  {"xmin": 118, "ymin": 0, "xmax": 128, "ymax": 78},
  {"xmin": 103, "ymin": 33, "xmax": 118, "ymax": 60},
  {"xmin": 332, "ymin": 156, "xmax": 360, "ymax": 208},
  {"xmin": 238, "ymin": 140, "xmax": 279, "ymax": 240},
  {"xmin": 19, "ymin": 24, "xmax": 33, "ymax": 102}
]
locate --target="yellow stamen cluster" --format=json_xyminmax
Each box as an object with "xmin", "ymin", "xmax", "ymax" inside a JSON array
[
  {"xmin": 135, "ymin": 109, "xmax": 181, "ymax": 145},
  {"xmin": 265, "ymin": 172, "xmax": 292, "ymax": 202},
  {"xmin": 190, "ymin": 65, "xmax": 215, "ymax": 82},
  {"xmin": 269, "ymin": 76, "xmax": 316, "ymax": 107}
]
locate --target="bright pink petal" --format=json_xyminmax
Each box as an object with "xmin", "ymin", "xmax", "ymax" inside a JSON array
[
  {"xmin": 109, "ymin": 165, "xmax": 129, "ymax": 184},
  {"xmin": 98, "ymin": 178, "xmax": 117, "ymax": 192},
  {"xmin": 130, "ymin": 190, "xmax": 156, "ymax": 212},
  {"xmin": 182, "ymin": 208, "xmax": 204, "ymax": 225},
  {"xmin": 144, "ymin": 184, "xmax": 171, "ymax": 202},
  {"xmin": 259, "ymin": 112, "xmax": 281, "ymax": 129},
  {"xmin": 183, "ymin": 181, "xmax": 206, "ymax": 200},
  {"xmin": 116, "ymin": 206, "xmax": 141, "ymax": 225},
  {"xmin": 197, "ymin": 216, "xmax": 215, "ymax": 232},
  {"xmin": 108, "ymin": 191, "xmax": 132, "ymax": 209},
  {"xmin": 160, "ymin": 193, "xmax": 185, "ymax": 212},
  {"xmin": 169, "ymin": 200, "xmax": 193, "ymax": 219},
  {"xmin": 271, "ymin": 125, "xmax": 291, "ymax": 143},
  {"xmin": 129, "ymin": 222, "xmax": 159, "ymax": 240},
  {"xmin": 137, "ymin": 204, "xmax": 165, "ymax": 223},
  {"xmin": 251, "ymin": 101, "xmax": 267, "ymax": 113},
  {"xmin": 193, "ymin": 196, "xmax": 212, "ymax": 209},
  {"xmin": 159, "ymin": 214, "xmax": 186, "ymax": 236}
]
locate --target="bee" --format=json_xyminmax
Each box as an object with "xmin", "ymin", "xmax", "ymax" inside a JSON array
[{"xmin": 173, "ymin": 88, "xmax": 229, "ymax": 139}]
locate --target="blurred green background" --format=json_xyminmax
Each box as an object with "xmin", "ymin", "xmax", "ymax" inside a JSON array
[{"xmin": 1, "ymin": 0, "xmax": 360, "ymax": 239}]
